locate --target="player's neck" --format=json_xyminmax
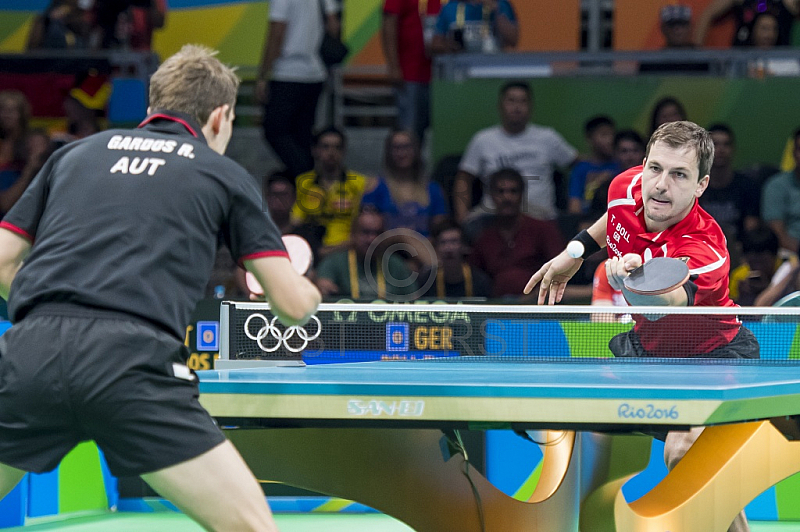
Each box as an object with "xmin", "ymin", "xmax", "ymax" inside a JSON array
[{"xmin": 645, "ymin": 206, "xmax": 692, "ymax": 233}]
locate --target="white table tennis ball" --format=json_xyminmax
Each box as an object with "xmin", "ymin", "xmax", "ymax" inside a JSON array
[{"xmin": 566, "ymin": 240, "xmax": 584, "ymax": 259}]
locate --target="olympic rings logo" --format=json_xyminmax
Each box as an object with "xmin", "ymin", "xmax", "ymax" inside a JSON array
[{"xmin": 244, "ymin": 314, "xmax": 322, "ymax": 353}]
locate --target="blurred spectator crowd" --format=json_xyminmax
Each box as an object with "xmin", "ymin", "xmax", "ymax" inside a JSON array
[
  {"xmin": 27, "ymin": 0, "xmax": 166, "ymax": 52},
  {"xmin": 217, "ymin": 79, "xmax": 800, "ymax": 309},
  {"xmin": 3, "ymin": 0, "xmax": 800, "ymax": 309}
]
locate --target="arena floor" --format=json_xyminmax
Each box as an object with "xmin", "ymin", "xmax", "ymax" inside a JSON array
[
  {"xmin": 7, "ymin": 511, "xmax": 414, "ymax": 531},
  {"xmin": 5, "ymin": 512, "xmax": 798, "ymax": 531}
]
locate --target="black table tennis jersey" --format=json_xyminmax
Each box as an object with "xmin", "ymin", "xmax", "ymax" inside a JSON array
[{"xmin": 1, "ymin": 111, "xmax": 286, "ymax": 339}]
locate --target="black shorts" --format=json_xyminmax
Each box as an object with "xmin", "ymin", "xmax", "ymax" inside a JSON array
[
  {"xmin": 0, "ymin": 304, "xmax": 225, "ymax": 477},
  {"xmin": 609, "ymin": 325, "xmax": 760, "ymax": 359}
]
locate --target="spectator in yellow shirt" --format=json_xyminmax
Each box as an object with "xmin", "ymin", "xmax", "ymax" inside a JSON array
[{"xmin": 292, "ymin": 127, "xmax": 372, "ymax": 252}]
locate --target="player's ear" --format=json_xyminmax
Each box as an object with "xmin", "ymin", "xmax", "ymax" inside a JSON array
[
  {"xmin": 209, "ymin": 106, "xmax": 224, "ymax": 134},
  {"xmin": 696, "ymin": 174, "xmax": 710, "ymax": 197},
  {"xmin": 212, "ymin": 104, "xmax": 232, "ymax": 132}
]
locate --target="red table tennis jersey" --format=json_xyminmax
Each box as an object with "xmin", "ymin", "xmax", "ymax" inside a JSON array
[{"xmin": 605, "ymin": 166, "xmax": 739, "ymax": 356}]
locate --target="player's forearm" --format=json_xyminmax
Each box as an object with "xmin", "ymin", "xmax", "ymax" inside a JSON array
[
  {"xmin": 587, "ymin": 213, "xmax": 608, "ymax": 248},
  {"xmin": 246, "ymin": 256, "xmax": 322, "ymax": 325},
  {"xmin": 0, "ymin": 229, "xmax": 30, "ymax": 300},
  {"xmin": 263, "ymin": 274, "xmax": 321, "ymax": 326},
  {"xmin": 272, "ymin": 276, "xmax": 322, "ymax": 325},
  {"xmin": 0, "ymin": 264, "xmax": 16, "ymax": 300}
]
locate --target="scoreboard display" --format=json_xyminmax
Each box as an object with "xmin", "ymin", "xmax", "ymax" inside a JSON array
[{"xmin": 224, "ymin": 302, "xmax": 484, "ymax": 364}]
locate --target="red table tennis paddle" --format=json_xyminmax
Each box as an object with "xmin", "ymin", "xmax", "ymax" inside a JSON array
[
  {"xmin": 246, "ymin": 234, "xmax": 313, "ymax": 296},
  {"xmin": 623, "ymin": 257, "xmax": 690, "ymax": 296}
]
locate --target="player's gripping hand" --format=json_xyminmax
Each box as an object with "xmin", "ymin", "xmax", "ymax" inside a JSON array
[
  {"xmin": 605, "ymin": 253, "xmax": 642, "ymax": 291},
  {"xmin": 523, "ymin": 250, "xmax": 583, "ymax": 305}
]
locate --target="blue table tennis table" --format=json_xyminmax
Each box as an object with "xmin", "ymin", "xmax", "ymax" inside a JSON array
[
  {"xmin": 199, "ymin": 361, "xmax": 800, "ymax": 430},
  {"xmin": 198, "ymin": 302, "xmax": 800, "ymax": 532}
]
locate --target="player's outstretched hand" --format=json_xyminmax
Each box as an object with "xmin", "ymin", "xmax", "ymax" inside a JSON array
[
  {"xmin": 605, "ymin": 253, "xmax": 642, "ymax": 291},
  {"xmin": 523, "ymin": 250, "xmax": 583, "ymax": 305}
]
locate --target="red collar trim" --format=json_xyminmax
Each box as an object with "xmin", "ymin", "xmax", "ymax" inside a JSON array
[{"xmin": 138, "ymin": 114, "xmax": 199, "ymax": 138}]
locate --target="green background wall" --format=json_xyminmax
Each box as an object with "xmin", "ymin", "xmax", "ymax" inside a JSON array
[{"xmin": 431, "ymin": 76, "xmax": 798, "ymax": 171}]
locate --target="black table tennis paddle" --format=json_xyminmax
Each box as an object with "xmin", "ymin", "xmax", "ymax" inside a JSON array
[{"xmin": 623, "ymin": 257, "xmax": 690, "ymax": 296}]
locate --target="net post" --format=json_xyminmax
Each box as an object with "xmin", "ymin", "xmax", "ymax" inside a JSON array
[{"xmin": 218, "ymin": 300, "xmax": 231, "ymax": 362}]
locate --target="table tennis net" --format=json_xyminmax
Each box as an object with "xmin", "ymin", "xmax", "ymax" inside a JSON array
[{"xmin": 219, "ymin": 301, "xmax": 800, "ymax": 365}]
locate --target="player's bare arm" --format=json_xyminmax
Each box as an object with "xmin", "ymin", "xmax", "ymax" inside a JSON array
[
  {"xmin": 245, "ymin": 256, "xmax": 321, "ymax": 326},
  {"xmin": 524, "ymin": 213, "xmax": 607, "ymax": 305},
  {"xmin": 0, "ymin": 228, "xmax": 31, "ymax": 300}
]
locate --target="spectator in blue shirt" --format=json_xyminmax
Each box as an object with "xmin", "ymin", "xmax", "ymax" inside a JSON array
[
  {"xmin": 361, "ymin": 130, "xmax": 448, "ymax": 237},
  {"xmin": 430, "ymin": 0, "xmax": 518, "ymax": 54},
  {"xmin": 568, "ymin": 115, "xmax": 620, "ymax": 215}
]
